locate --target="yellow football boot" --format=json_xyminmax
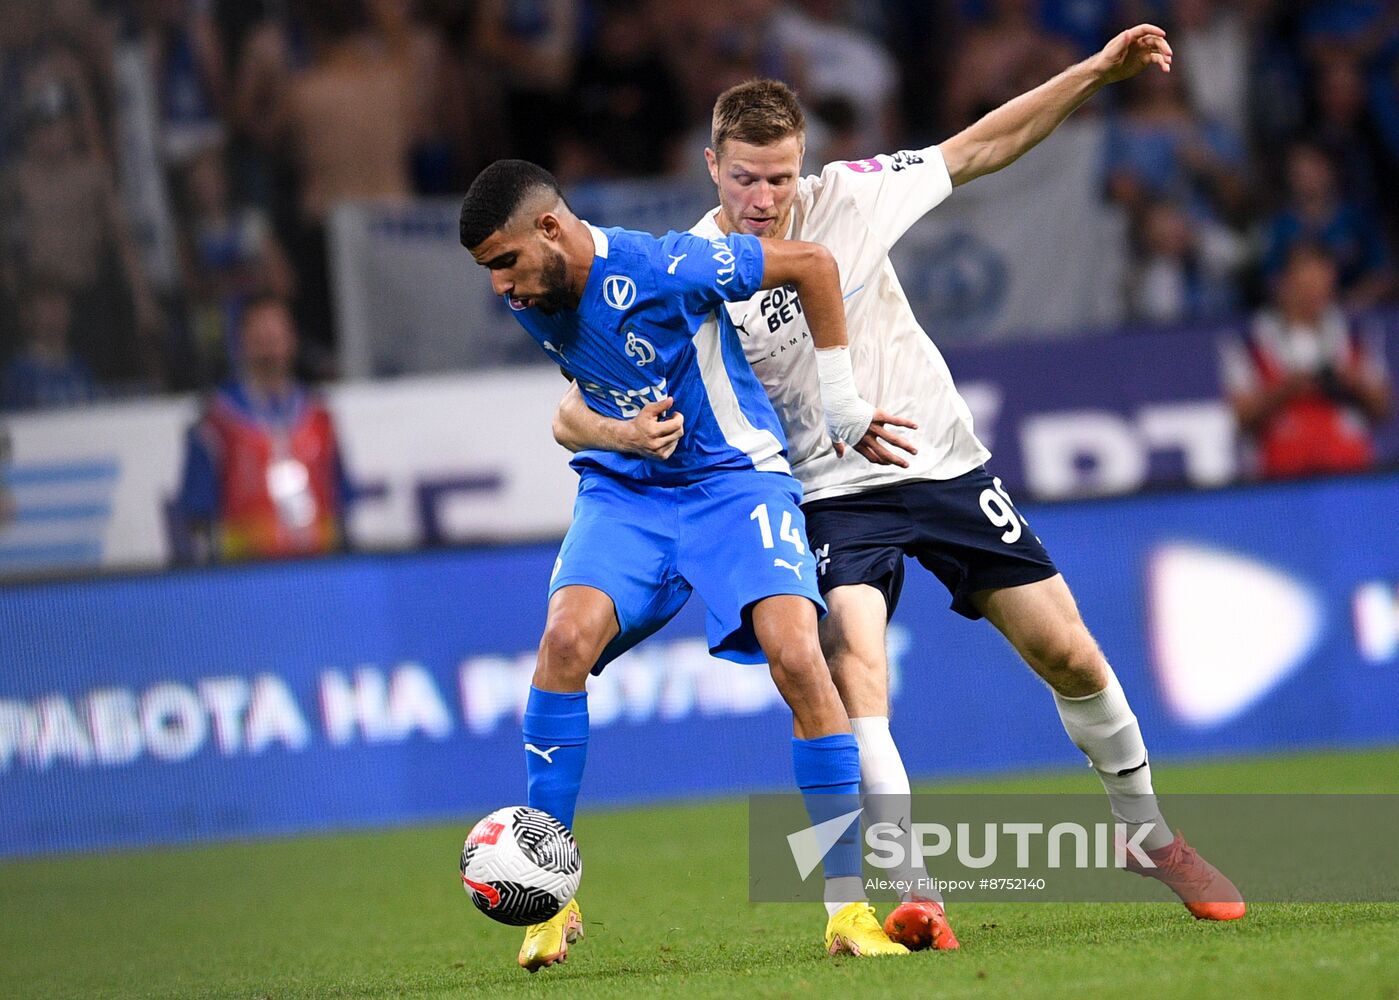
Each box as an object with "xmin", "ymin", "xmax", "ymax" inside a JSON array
[
  {"xmin": 518, "ymin": 898, "xmax": 583, "ymax": 972},
  {"xmin": 824, "ymin": 902, "xmax": 911, "ymax": 957}
]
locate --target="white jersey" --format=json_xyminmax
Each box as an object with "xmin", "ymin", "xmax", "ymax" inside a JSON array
[{"xmin": 691, "ymin": 145, "xmax": 990, "ymax": 503}]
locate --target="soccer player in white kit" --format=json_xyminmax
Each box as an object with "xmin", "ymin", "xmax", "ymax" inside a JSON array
[{"xmin": 556, "ymin": 24, "xmax": 1246, "ymax": 944}]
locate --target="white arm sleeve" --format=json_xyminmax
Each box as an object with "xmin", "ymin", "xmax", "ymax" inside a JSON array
[{"xmin": 818, "ymin": 144, "xmax": 955, "ymax": 250}]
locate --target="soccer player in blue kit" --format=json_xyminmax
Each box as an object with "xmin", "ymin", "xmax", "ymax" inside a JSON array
[
  {"xmin": 553, "ymin": 26, "xmax": 1245, "ymax": 952},
  {"xmin": 459, "ymin": 160, "xmax": 920, "ymax": 969}
]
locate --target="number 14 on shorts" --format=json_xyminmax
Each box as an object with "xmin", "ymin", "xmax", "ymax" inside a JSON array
[{"xmin": 750, "ymin": 503, "xmax": 806, "ymax": 555}]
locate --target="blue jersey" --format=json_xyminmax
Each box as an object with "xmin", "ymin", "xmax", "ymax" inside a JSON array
[{"xmin": 510, "ymin": 224, "xmax": 792, "ymax": 485}]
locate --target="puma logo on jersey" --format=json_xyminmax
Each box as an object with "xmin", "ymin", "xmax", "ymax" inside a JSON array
[
  {"xmin": 773, "ymin": 558, "xmax": 803, "ymax": 579},
  {"xmin": 667, "ymin": 253, "xmax": 687, "ymax": 274},
  {"xmin": 525, "ymin": 744, "xmax": 562, "ymax": 763}
]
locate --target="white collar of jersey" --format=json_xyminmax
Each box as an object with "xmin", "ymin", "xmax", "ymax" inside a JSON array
[
  {"xmin": 584, "ymin": 222, "xmax": 610, "ymax": 258},
  {"xmin": 693, "ymin": 209, "xmax": 723, "ymax": 238}
]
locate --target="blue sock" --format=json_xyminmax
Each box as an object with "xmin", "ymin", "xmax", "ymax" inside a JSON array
[
  {"xmin": 521, "ymin": 687, "xmax": 589, "ymax": 831},
  {"xmin": 792, "ymin": 733, "xmax": 863, "ymax": 880}
]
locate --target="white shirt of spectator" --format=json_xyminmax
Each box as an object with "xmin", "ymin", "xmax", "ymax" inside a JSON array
[
  {"xmin": 771, "ymin": 7, "xmax": 898, "ymax": 153},
  {"xmin": 691, "ymin": 145, "xmax": 990, "ymax": 503},
  {"xmin": 1221, "ymin": 306, "xmax": 1389, "ymax": 393}
]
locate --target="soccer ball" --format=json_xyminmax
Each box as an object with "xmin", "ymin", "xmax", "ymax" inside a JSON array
[{"xmin": 459, "ymin": 806, "xmax": 582, "ymax": 926}]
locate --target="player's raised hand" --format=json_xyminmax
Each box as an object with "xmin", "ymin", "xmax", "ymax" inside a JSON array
[
  {"xmin": 833, "ymin": 409, "xmax": 919, "ymax": 468},
  {"xmin": 624, "ymin": 396, "xmax": 684, "ymax": 460},
  {"xmin": 1095, "ymin": 24, "xmax": 1172, "ymax": 84}
]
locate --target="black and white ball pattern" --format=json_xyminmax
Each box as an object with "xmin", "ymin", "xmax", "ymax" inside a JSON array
[{"xmin": 459, "ymin": 806, "xmax": 581, "ymax": 926}]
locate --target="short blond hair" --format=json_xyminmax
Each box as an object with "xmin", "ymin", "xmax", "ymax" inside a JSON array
[{"xmin": 711, "ymin": 79, "xmax": 806, "ymax": 155}]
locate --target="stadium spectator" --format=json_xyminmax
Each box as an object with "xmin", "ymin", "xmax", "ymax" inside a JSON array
[
  {"xmin": 1296, "ymin": 0, "xmax": 1393, "ymax": 55},
  {"xmin": 282, "ymin": 2, "xmax": 413, "ymax": 220},
  {"xmin": 555, "ymin": 0, "xmax": 686, "ymax": 181},
  {"xmin": 0, "ymin": 4, "xmax": 1393, "ymax": 402},
  {"xmin": 1, "ymin": 79, "xmax": 164, "ymax": 387},
  {"xmin": 175, "ymin": 294, "xmax": 352, "ymax": 562},
  {"xmin": 1223, "ymin": 243, "xmax": 1392, "ymax": 480},
  {"xmin": 941, "ymin": 0, "xmax": 1076, "ymax": 133},
  {"xmin": 873, "ymin": 0, "xmax": 951, "ymax": 142},
  {"xmin": 662, "ymin": 0, "xmax": 800, "ymax": 124},
  {"xmin": 1368, "ymin": 30, "xmax": 1399, "ymax": 258},
  {"xmin": 474, "ymin": 0, "xmax": 578, "ymax": 170},
  {"xmin": 421, "ymin": 0, "xmax": 503, "ymax": 182},
  {"xmin": 771, "ymin": 0, "xmax": 902, "ymax": 152},
  {"xmin": 1261, "ymin": 142, "xmax": 1393, "ymax": 309},
  {"xmin": 1369, "ymin": 27, "xmax": 1399, "ymax": 159},
  {"xmin": 1172, "ymin": 0, "xmax": 1253, "ymax": 139},
  {"xmin": 1305, "ymin": 53, "xmax": 1388, "ymax": 216},
  {"xmin": 0, "ymin": 278, "xmax": 98, "ymax": 412},
  {"xmin": 228, "ymin": 0, "xmax": 309, "ymax": 222},
  {"xmin": 1243, "ymin": 3, "xmax": 1308, "ymax": 157},
  {"xmin": 806, "ymin": 95, "xmax": 865, "ymax": 166},
  {"xmin": 366, "ymin": 0, "xmax": 467, "ymax": 195},
  {"xmin": 666, "ymin": 0, "xmax": 805, "ymax": 186},
  {"xmin": 0, "ymin": 0, "xmax": 113, "ymax": 170},
  {"xmin": 1126, "ymin": 199, "xmax": 1240, "ymax": 325},
  {"xmin": 177, "ymin": 145, "xmax": 295, "ymax": 388},
  {"xmin": 280, "ymin": 0, "xmax": 414, "ymax": 362},
  {"xmin": 1035, "ymin": 0, "xmax": 1117, "ymax": 57},
  {"xmin": 108, "ymin": 1, "xmax": 186, "ymax": 310},
  {"xmin": 134, "ymin": 0, "xmax": 228, "ymax": 166},
  {"xmin": 1103, "ymin": 65, "xmax": 1248, "ymax": 227}
]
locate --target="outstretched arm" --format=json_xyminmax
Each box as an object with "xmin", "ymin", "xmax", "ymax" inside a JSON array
[{"xmin": 940, "ymin": 24, "xmax": 1173, "ymax": 187}]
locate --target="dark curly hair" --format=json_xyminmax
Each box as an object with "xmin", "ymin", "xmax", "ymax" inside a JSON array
[{"xmin": 459, "ymin": 160, "xmax": 564, "ymax": 250}]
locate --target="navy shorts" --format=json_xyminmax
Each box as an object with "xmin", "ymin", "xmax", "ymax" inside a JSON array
[{"xmin": 801, "ymin": 466, "xmax": 1058, "ymax": 620}]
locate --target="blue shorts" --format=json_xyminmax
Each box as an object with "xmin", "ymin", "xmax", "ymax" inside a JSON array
[
  {"xmin": 801, "ymin": 466, "xmax": 1058, "ymax": 620},
  {"xmin": 550, "ymin": 469, "xmax": 825, "ymax": 673}
]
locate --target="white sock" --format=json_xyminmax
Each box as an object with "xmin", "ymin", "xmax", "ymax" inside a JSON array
[
  {"xmin": 1052, "ymin": 674, "xmax": 1174, "ymax": 852},
  {"xmin": 851, "ymin": 716, "xmax": 938, "ymax": 903},
  {"xmin": 824, "ymin": 876, "xmax": 866, "ymax": 917}
]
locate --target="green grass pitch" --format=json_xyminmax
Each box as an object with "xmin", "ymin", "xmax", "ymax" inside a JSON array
[{"xmin": 3, "ymin": 748, "xmax": 1397, "ymax": 999}]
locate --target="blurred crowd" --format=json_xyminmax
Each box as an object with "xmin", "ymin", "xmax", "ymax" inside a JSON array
[{"xmin": 1, "ymin": 0, "xmax": 1398, "ymax": 414}]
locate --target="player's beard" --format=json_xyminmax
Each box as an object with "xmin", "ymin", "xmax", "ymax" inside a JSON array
[{"xmin": 532, "ymin": 248, "xmax": 572, "ymax": 315}]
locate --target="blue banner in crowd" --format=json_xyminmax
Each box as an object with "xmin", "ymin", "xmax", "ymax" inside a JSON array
[{"xmin": 3, "ymin": 473, "xmax": 1399, "ymax": 857}]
